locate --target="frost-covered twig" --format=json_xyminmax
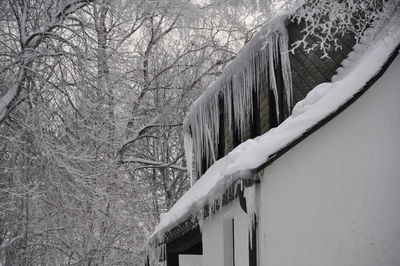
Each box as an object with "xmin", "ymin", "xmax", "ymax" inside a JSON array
[{"xmin": 121, "ymin": 157, "xmax": 187, "ymax": 171}]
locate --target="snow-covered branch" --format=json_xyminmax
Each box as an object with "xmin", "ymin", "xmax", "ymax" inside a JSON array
[
  {"xmin": 0, "ymin": 234, "xmax": 24, "ymax": 251},
  {"xmin": 0, "ymin": 0, "xmax": 265, "ymax": 264},
  {"xmin": 121, "ymin": 157, "xmax": 187, "ymax": 171},
  {"xmin": 0, "ymin": 0, "xmax": 93, "ymax": 124},
  {"xmin": 290, "ymin": 0, "xmax": 397, "ymax": 57}
]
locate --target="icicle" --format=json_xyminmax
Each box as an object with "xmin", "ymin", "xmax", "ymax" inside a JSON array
[
  {"xmin": 244, "ymin": 186, "xmax": 256, "ymax": 218},
  {"xmin": 198, "ymin": 208, "xmax": 205, "ymax": 231},
  {"xmin": 206, "ymin": 126, "xmax": 216, "ymax": 163},
  {"xmin": 268, "ymin": 31, "xmax": 280, "ymax": 122},
  {"xmin": 184, "ymin": 133, "xmax": 194, "ymax": 186},
  {"xmin": 279, "ymin": 26, "xmax": 294, "ymax": 109},
  {"xmin": 183, "ymin": 15, "xmax": 293, "ymax": 182},
  {"xmin": 142, "ymin": 232, "xmax": 170, "ymax": 266},
  {"xmin": 244, "ymin": 185, "xmax": 257, "ymax": 249}
]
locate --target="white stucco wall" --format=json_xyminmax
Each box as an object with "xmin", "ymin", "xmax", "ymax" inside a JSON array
[
  {"xmin": 258, "ymin": 55, "xmax": 400, "ymax": 266},
  {"xmin": 202, "ymin": 199, "xmax": 251, "ymax": 266},
  {"xmin": 179, "ymin": 255, "xmax": 202, "ymax": 266}
]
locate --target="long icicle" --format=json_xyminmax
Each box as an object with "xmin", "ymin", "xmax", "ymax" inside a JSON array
[{"xmin": 183, "ymin": 15, "xmax": 293, "ymax": 183}]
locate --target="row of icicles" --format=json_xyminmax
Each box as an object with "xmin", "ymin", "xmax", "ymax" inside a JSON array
[{"xmin": 184, "ymin": 16, "xmax": 293, "ymax": 183}]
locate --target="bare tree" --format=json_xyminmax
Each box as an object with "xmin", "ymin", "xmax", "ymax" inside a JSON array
[{"xmin": 0, "ymin": 0, "xmax": 260, "ymax": 264}]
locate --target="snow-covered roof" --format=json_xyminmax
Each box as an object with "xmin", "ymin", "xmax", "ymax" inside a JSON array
[{"xmin": 147, "ymin": 11, "xmax": 400, "ymax": 247}]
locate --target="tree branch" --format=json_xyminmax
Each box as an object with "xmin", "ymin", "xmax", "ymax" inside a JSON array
[{"xmin": 121, "ymin": 157, "xmax": 186, "ymax": 171}]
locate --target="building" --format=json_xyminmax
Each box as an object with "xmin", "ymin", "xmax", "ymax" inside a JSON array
[{"xmin": 144, "ymin": 5, "xmax": 400, "ymax": 266}]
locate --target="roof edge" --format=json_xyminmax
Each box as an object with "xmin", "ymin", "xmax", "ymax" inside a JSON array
[{"xmin": 258, "ymin": 44, "xmax": 400, "ymax": 172}]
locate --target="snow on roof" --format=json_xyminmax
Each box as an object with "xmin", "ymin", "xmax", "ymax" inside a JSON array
[{"xmin": 149, "ymin": 9, "xmax": 400, "ymax": 245}]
